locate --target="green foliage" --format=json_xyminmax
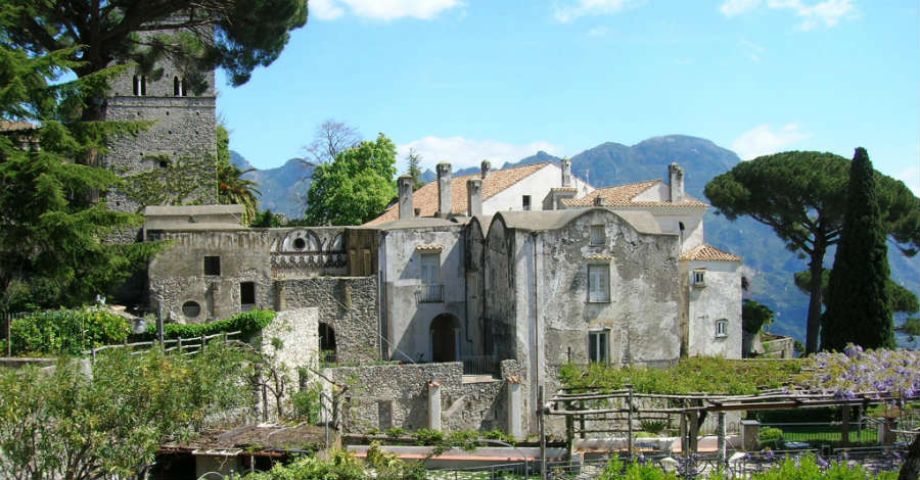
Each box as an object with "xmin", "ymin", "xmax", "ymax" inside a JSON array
[
  {"xmin": 385, "ymin": 427, "xmax": 406, "ymax": 438},
  {"xmin": 8, "ymin": 307, "xmax": 131, "ymax": 356},
  {"xmin": 704, "ymin": 150, "xmax": 919, "ymax": 353},
  {"xmin": 217, "ymin": 124, "xmax": 260, "ymax": 224},
  {"xmin": 292, "ymin": 384, "xmax": 323, "ymax": 424},
  {"xmin": 824, "ymin": 149, "xmax": 894, "ymax": 351},
  {"xmin": 448, "ymin": 430, "xmax": 483, "ymax": 452},
  {"xmin": 244, "ymin": 450, "xmax": 366, "ymax": 480},
  {"xmin": 484, "ymin": 428, "xmax": 518, "ymax": 445},
  {"xmin": 251, "ymin": 209, "xmax": 289, "ymax": 228},
  {"xmin": 304, "ymin": 134, "xmax": 398, "ymax": 226},
  {"xmin": 367, "ymin": 443, "xmax": 427, "ymax": 480},
  {"xmin": 795, "ymin": 270, "xmax": 918, "ymax": 314},
  {"xmin": 742, "ymin": 299, "xmax": 774, "ymax": 335},
  {"xmin": 122, "ymin": 154, "xmax": 218, "ymax": 208},
  {"xmin": 413, "ymin": 428, "xmax": 445, "ymax": 445},
  {"xmin": 139, "ymin": 309, "xmax": 275, "ymax": 341},
  {"xmin": 598, "ymin": 455, "xmax": 678, "ymax": 480},
  {"xmin": 0, "ymin": 41, "xmax": 157, "ymax": 311},
  {"xmin": 639, "ymin": 419, "xmax": 667, "ymax": 435},
  {"xmin": 4, "ymin": 0, "xmax": 307, "ymax": 92},
  {"xmin": 758, "ymin": 426, "xmax": 784, "ymax": 449},
  {"xmin": 0, "ymin": 343, "xmax": 254, "ymax": 480},
  {"xmin": 406, "ymin": 148, "xmax": 425, "ymax": 191},
  {"xmin": 899, "ymin": 317, "xmax": 920, "ymax": 336},
  {"xmin": 559, "ymin": 357, "xmax": 804, "ymax": 395}
]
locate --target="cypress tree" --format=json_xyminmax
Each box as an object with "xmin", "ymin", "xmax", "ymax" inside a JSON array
[{"xmin": 822, "ymin": 148, "xmax": 894, "ymax": 351}]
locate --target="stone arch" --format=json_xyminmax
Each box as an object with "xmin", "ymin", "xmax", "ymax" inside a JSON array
[
  {"xmin": 319, "ymin": 322, "xmax": 337, "ymax": 364},
  {"xmin": 329, "ymin": 233, "xmax": 344, "ymax": 252},
  {"xmin": 430, "ymin": 313, "xmax": 460, "ymax": 363},
  {"xmin": 282, "ymin": 230, "xmax": 320, "ymax": 252}
]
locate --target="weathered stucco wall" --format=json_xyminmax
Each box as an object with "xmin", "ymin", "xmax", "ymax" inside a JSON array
[
  {"xmin": 278, "ymin": 276, "xmax": 379, "ymax": 365},
  {"xmin": 687, "ymin": 260, "xmax": 742, "ymax": 358},
  {"xmin": 380, "ymin": 226, "xmax": 467, "ymax": 362}
]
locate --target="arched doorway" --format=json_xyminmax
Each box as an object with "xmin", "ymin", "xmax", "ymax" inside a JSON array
[
  {"xmin": 430, "ymin": 314, "xmax": 460, "ymax": 362},
  {"xmin": 319, "ymin": 322, "xmax": 337, "ymax": 364}
]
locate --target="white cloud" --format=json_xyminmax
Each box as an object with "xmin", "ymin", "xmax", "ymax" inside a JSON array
[
  {"xmin": 553, "ymin": 0, "xmax": 640, "ymax": 23},
  {"xmin": 312, "ymin": 0, "xmax": 463, "ymax": 21},
  {"xmin": 738, "ymin": 38, "xmax": 766, "ymax": 62},
  {"xmin": 897, "ymin": 165, "xmax": 920, "ymax": 196},
  {"xmin": 731, "ymin": 124, "xmax": 810, "ymax": 160},
  {"xmin": 397, "ymin": 136, "xmax": 562, "ymax": 170},
  {"xmin": 720, "ymin": 0, "xmax": 762, "ymax": 17},
  {"xmin": 310, "ymin": 0, "xmax": 346, "ymax": 20},
  {"xmin": 586, "ymin": 26, "xmax": 610, "ymax": 37},
  {"xmin": 720, "ymin": 0, "xmax": 855, "ymax": 29}
]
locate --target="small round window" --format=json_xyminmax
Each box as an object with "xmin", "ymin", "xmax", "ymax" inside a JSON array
[
  {"xmin": 293, "ymin": 237, "xmax": 306, "ymax": 250},
  {"xmin": 182, "ymin": 301, "xmax": 201, "ymax": 318}
]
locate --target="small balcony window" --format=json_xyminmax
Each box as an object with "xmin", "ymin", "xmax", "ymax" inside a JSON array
[
  {"xmin": 589, "ymin": 330, "xmax": 609, "ymax": 364},
  {"xmin": 588, "ymin": 264, "xmax": 610, "ymax": 303},
  {"xmin": 716, "ymin": 319, "xmax": 728, "ymax": 338},
  {"xmin": 692, "ymin": 269, "xmax": 706, "ymax": 288}
]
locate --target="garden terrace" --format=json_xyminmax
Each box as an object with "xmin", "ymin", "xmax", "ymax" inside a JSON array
[{"xmin": 550, "ymin": 348, "xmax": 920, "ymax": 459}]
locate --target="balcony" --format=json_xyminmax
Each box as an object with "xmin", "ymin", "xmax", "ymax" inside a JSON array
[{"xmin": 416, "ymin": 284, "xmax": 444, "ymax": 303}]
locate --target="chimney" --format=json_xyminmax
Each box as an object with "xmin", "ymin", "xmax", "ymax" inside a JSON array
[
  {"xmin": 481, "ymin": 160, "xmax": 491, "ymax": 179},
  {"xmin": 593, "ymin": 196, "xmax": 605, "ymax": 207},
  {"xmin": 437, "ymin": 162, "xmax": 452, "ymax": 218},
  {"xmin": 668, "ymin": 163, "xmax": 685, "ymax": 203},
  {"xmin": 397, "ymin": 175, "xmax": 414, "ymax": 219},
  {"xmin": 467, "ymin": 179, "xmax": 482, "ymax": 217},
  {"xmin": 561, "ymin": 158, "xmax": 572, "ymax": 187}
]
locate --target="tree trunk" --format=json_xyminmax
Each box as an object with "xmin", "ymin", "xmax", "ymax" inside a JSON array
[
  {"xmin": 805, "ymin": 240, "xmax": 827, "ymax": 354},
  {"xmin": 899, "ymin": 433, "xmax": 920, "ymax": 480}
]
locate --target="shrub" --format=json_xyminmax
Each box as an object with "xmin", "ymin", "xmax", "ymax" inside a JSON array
[
  {"xmin": 758, "ymin": 427, "xmax": 784, "ymax": 450},
  {"xmin": 413, "ymin": 428, "xmax": 444, "ymax": 446},
  {"xmin": 245, "ymin": 450, "xmax": 365, "ymax": 480},
  {"xmin": 292, "ymin": 385, "xmax": 323, "ymax": 424},
  {"xmin": 8, "ymin": 307, "xmax": 132, "ymax": 356},
  {"xmin": 639, "ymin": 419, "xmax": 667, "ymax": 435},
  {"xmin": 138, "ymin": 309, "xmax": 275, "ymax": 341}
]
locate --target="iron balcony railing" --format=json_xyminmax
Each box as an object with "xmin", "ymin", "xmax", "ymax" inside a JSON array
[{"xmin": 416, "ymin": 284, "xmax": 444, "ymax": 303}]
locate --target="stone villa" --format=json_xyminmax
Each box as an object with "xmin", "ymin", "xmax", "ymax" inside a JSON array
[{"xmin": 99, "ymin": 27, "xmax": 744, "ymax": 436}]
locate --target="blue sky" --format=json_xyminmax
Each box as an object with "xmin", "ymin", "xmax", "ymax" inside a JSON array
[{"xmin": 217, "ymin": 0, "xmax": 919, "ymax": 194}]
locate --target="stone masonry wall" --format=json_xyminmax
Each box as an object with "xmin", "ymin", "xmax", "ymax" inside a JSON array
[{"xmin": 278, "ymin": 276, "xmax": 379, "ymax": 365}]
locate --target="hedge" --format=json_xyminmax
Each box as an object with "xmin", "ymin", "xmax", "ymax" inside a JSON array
[
  {"xmin": 137, "ymin": 309, "xmax": 276, "ymax": 341},
  {"xmin": 6, "ymin": 307, "xmax": 132, "ymax": 356}
]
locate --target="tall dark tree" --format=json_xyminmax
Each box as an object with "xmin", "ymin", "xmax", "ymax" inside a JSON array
[
  {"xmin": 0, "ymin": 43, "xmax": 156, "ymax": 311},
  {"xmin": 3, "ymin": 0, "xmax": 307, "ymax": 119},
  {"xmin": 705, "ymin": 151, "xmax": 919, "ymax": 354},
  {"xmin": 822, "ymin": 148, "xmax": 894, "ymax": 350}
]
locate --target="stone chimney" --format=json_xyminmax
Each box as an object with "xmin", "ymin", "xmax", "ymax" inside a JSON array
[
  {"xmin": 467, "ymin": 179, "xmax": 482, "ymax": 217},
  {"xmin": 561, "ymin": 158, "xmax": 572, "ymax": 187},
  {"xmin": 397, "ymin": 175, "xmax": 414, "ymax": 219},
  {"xmin": 593, "ymin": 196, "xmax": 605, "ymax": 207},
  {"xmin": 668, "ymin": 163, "xmax": 685, "ymax": 203},
  {"xmin": 437, "ymin": 162, "xmax": 452, "ymax": 218},
  {"xmin": 481, "ymin": 160, "xmax": 491, "ymax": 179}
]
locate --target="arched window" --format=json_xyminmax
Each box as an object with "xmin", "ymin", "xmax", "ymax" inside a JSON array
[
  {"xmin": 132, "ymin": 75, "xmax": 140, "ymax": 96},
  {"xmin": 173, "ymin": 76, "xmax": 186, "ymax": 96},
  {"xmin": 319, "ymin": 323, "xmax": 337, "ymax": 365}
]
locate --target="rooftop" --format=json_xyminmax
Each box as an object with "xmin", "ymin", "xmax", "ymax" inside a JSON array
[{"xmin": 562, "ymin": 180, "xmax": 708, "ymax": 208}]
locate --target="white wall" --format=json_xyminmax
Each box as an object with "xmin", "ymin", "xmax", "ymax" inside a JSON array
[
  {"xmin": 484, "ymin": 164, "xmax": 591, "ymax": 214},
  {"xmin": 687, "ymin": 260, "xmax": 742, "ymax": 358}
]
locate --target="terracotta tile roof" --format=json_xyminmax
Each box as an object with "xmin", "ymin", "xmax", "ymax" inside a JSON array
[
  {"xmin": 365, "ymin": 163, "xmax": 550, "ymax": 226},
  {"xmin": 0, "ymin": 120, "xmax": 36, "ymax": 132},
  {"xmin": 561, "ymin": 180, "xmax": 708, "ymax": 208},
  {"xmin": 680, "ymin": 244, "xmax": 741, "ymax": 262}
]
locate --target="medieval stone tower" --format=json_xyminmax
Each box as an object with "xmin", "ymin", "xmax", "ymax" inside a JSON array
[{"xmin": 103, "ymin": 16, "xmax": 218, "ymax": 213}]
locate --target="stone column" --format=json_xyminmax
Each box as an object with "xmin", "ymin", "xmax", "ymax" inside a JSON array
[
  {"xmin": 740, "ymin": 419, "xmax": 760, "ymax": 451},
  {"xmin": 436, "ymin": 163, "xmax": 452, "ymax": 218},
  {"xmin": 507, "ymin": 376, "xmax": 523, "ymax": 440},
  {"xmin": 717, "ymin": 412, "xmax": 727, "ymax": 464},
  {"xmin": 428, "ymin": 380, "xmax": 442, "ymax": 431}
]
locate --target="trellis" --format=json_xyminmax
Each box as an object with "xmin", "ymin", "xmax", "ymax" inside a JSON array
[{"xmin": 546, "ymin": 384, "xmax": 917, "ymax": 463}]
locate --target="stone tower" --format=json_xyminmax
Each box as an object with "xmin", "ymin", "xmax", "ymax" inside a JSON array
[{"xmin": 103, "ymin": 17, "xmax": 218, "ymax": 213}]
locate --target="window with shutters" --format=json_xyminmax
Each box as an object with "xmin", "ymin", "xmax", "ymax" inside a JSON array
[
  {"xmin": 590, "ymin": 225, "xmax": 606, "ymax": 245},
  {"xmin": 587, "ymin": 264, "xmax": 610, "ymax": 303},
  {"xmin": 588, "ymin": 330, "xmax": 609, "ymax": 364},
  {"xmin": 418, "ymin": 253, "xmax": 443, "ymax": 303}
]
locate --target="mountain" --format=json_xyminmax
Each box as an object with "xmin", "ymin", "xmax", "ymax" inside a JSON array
[
  {"xmin": 230, "ymin": 136, "xmax": 920, "ymax": 344},
  {"xmin": 231, "ymin": 151, "xmax": 314, "ymax": 219}
]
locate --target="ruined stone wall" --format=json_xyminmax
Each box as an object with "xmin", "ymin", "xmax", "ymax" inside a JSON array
[
  {"xmin": 278, "ymin": 276, "xmax": 379, "ymax": 365},
  {"xmin": 328, "ymin": 360, "xmax": 522, "ymax": 434},
  {"xmin": 483, "ymin": 219, "xmax": 516, "ymax": 362}
]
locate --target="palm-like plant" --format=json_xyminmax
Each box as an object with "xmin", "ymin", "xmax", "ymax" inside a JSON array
[{"xmin": 217, "ymin": 160, "xmax": 260, "ymax": 225}]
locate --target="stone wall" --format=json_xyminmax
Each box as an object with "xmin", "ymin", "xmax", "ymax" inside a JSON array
[
  {"xmin": 327, "ymin": 360, "xmax": 523, "ymax": 435},
  {"xmin": 278, "ymin": 276, "xmax": 379, "ymax": 364},
  {"xmin": 257, "ymin": 308, "xmax": 320, "ymax": 420}
]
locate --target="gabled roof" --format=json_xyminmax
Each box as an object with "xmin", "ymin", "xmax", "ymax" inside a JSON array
[
  {"xmin": 562, "ymin": 180, "xmax": 708, "ymax": 208},
  {"xmin": 494, "ymin": 208, "xmax": 665, "ymax": 235},
  {"xmin": 365, "ymin": 163, "xmax": 551, "ymax": 226},
  {"xmin": 680, "ymin": 243, "xmax": 741, "ymax": 262}
]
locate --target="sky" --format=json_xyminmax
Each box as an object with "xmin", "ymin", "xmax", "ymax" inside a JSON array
[{"xmin": 216, "ymin": 0, "xmax": 920, "ymax": 194}]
